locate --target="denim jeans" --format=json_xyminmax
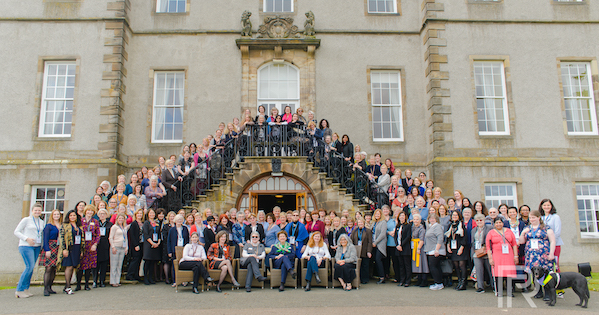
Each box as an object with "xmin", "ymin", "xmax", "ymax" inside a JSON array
[{"xmin": 18, "ymin": 246, "xmax": 41, "ymax": 292}]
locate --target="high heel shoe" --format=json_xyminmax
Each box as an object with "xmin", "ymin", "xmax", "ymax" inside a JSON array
[
  {"xmin": 232, "ymin": 280, "xmax": 241, "ymax": 287},
  {"xmin": 376, "ymin": 277, "xmax": 385, "ymax": 284},
  {"xmin": 314, "ymin": 273, "xmax": 321, "ymax": 284},
  {"xmin": 215, "ymin": 285, "xmax": 222, "ymax": 293}
]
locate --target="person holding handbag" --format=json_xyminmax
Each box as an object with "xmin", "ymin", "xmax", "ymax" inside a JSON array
[{"xmin": 471, "ymin": 214, "xmax": 492, "ymax": 293}]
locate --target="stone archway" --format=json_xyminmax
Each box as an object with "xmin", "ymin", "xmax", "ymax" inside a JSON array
[{"xmin": 192, "ymin": 156, "xmax": 364, "ymax": 215}]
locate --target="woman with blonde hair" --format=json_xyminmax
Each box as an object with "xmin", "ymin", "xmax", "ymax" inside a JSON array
[
  {"xmin": 13, "ymin": 203, "xmax": 45, "ymax": 298},
  {"xmin": 372, "ymin": 208, "xmax": 388, "ymax": 284},
  {"xmin": 109, "ymin": 213, "xmax": 128, "ymax": 287},
  {"xmin": 301, "ymin": 231, "xmax": 331, "ymax": 291},
  {"xmin": 41, "ymin": 209, "xmax": 62, "ymax": 296}
]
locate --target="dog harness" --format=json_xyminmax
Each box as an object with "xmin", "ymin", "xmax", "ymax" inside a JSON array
[{"xmin": 538, "ymin": 272, "xmax": 561, "ymax": 289}]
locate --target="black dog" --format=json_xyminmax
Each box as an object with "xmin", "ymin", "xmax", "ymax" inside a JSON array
[{"xmin": 532, "ymin": 266, "xmax": 590, "ymax": 308}]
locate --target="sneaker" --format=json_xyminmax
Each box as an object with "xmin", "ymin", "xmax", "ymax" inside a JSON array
[
  {"xmin": 557, "ymin": 292, "xmax": 564, "ymax": 299},
  {"xmin": 430, "ymin": 284, "xmax": 444, "ymax": 291},
  {"xmin": 476, "ymin": 288, "xmax": 485, "ymax": 293}
]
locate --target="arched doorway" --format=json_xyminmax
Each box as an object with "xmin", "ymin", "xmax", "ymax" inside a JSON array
[{"xmin": 236, "ymin": 174, "xmax": 316, "ymax": 214}]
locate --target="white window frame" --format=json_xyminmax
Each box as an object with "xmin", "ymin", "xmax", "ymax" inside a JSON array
[
  {"xmin": 31, "ymin": 186, "xmax": 66, "ymax": 223},
  {"xmin": 560, "ymin": 62, "xmax": 598, "ymax": 135},
  {"xmin": 474, "ymin": 61, "xmax": 510, "ymax": 135},
  {"xmin": 576, "ymin": 183, "xmax": 599, "ymax": 238},
  {"xmin": 370, "ymin": 70, "xmax": 404, "ymax": 142},
  {"xmin": 257, "ymin": 62, "xmax": 300, "ymax": 116},
  {"xmin": 263, "ymin": 0, "xmax": 294, "ymax": 13},
  {"xmin": 39, "ymin": 61, "xmax": 76, "ymax": 137},
  {"xmin": 368, "ymin": 0, "xmax": 397, "ymax": 14},
  {"xmin": 484, "ymin": 183, "xmax": 518, "ymax": 209},
  {"xmin": 156, "ymin": 0, "xmax": 186, "ymax": 13},
  {"xmin": 152, "ymin": 71, "xmax": 185, "ymax": 143}
]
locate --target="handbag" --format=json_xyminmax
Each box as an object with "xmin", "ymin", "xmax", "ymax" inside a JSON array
[{"xmin": 440, "ymin": 258, "xmax": 453, "ymax": 275}]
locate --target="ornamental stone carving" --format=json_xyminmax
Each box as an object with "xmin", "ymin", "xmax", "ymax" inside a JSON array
[
  {"xmin": 241, "ymin": 10, "xmax": 252, "ymax": 37},
  {"xmin": 257, "ymin": 16, "xmax": 300, "ymax": 38},
  {"xmin": 303, "ymin": 11, "xmax": 315, "ymax": 37}
]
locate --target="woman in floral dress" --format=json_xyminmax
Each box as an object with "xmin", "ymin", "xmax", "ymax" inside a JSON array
[{"xmin": 79, "ymin": 205, "xmax": 101, "ymax": 290}]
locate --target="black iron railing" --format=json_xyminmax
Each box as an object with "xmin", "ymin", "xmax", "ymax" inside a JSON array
[{"xmin": 154, "ymin": 124, "xmax": 389, "ymax": 212}]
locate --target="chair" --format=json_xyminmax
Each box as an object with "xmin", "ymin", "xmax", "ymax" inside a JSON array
[
  {"xmin": 269, "ymin": 258, "xmax": 298, "ymax": 289},
  {"xmin": 173, "ymin": 246, "xmax": 204, "ymax": 292},
  {"xmin": 206, "ymin": 258, "xmax": 238, "ymax": 291},
  {"xmin": 235, "ymin": 258, "xmax": 266, "ymax": 289},
  {"xmin": 301, "ymin": 258, "xmax": 330, "ymax": 289},
  {"xmin": 331, "ymin": 245, "xmax": 362, "ymax": 290}
]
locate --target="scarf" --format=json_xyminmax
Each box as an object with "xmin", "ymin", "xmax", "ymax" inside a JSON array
[
  {"xmin": 274, "ymin": 241, "xmax": 291, "ymax": 254},
  {"xmin": 445, "ymin": 221, "xmax": 464, "ymax": 238}
]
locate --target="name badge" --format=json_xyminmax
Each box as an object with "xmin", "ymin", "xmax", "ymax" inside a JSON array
[
  {"xmin": 501, "ymin": 244, "xmax": 509, "ymax": 254},
  {"xmin": 530, "ymin": 239, "xmax": 539, "ymax": 249},
  {"xmin": 229, "ymin": 233, "xmax": 234, "ymax": 242},
  {"xmin": 389, "ymin": 193, "xmax": 395, "ymax": 199},
  {"xmin": 475, "ymin": 241, "xmax": 481, "ymax": 250},
  {"xmin": 451, "ymin": 240, "xmax": 457, "ymax": 250},
  {"xmin": 411, "ymin": 241, "xmax": 414, "ymax": 249},
  {"xmin": 289, "ymin": 236, "xmax": 296, "ymax": 245},
  {"xmin": 85, "ymin": 231, "xmax": 92, "ymax": 241},
  {"xmin": 36, "ymin": 235, "xmax": 42, "ymax": 244},
  {"xmin": 153, "ymin": 233, "xmax": 158, "ymax": 242},
  {"xmin": 358, "ymin": 240, "xmax": 362, "ymax": 246},
  {"xmin": 177, "ymin": 237, "xmax": 184, "ymax": 247},
  {"xmin": 100, "ymin": 227, "xmax": 106, "ymax": 236},
  {"xmin": 75, "ymin": 235, "xmax": 81, "ymax": 245}
]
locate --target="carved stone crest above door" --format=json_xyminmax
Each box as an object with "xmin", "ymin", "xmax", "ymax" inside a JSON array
[{"xmin": 257, "ymin": 16, "xmax": 300, "ymax": 38}]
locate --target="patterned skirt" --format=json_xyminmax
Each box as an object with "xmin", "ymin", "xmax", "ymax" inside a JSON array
[{"xmin": 39, "ymin": 240, "xmax": 59, "ymax": 267}]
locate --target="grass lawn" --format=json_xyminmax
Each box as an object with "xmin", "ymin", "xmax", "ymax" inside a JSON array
[
  {"xmin": 0, "ymin": 287, "xmax": 15, "ymax": 290},
  {"xmin": 588, "ymin": 272, "xmax": 599, "ymax": 291}
]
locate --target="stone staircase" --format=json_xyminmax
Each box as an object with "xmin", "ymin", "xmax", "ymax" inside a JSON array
[{"xmin": 190, "ymin": 156, "xmax": 368, "ymax": 214}]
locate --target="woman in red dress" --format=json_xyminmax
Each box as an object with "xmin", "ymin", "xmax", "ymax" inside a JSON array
[{"xmin": 486, "ymin": 216, "xmax": 518, "ymax": 297}]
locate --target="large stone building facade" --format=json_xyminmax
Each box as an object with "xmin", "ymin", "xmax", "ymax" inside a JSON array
[{"xmin": 1, "ymin": 0, "xmax": 599, "ymax": 282}]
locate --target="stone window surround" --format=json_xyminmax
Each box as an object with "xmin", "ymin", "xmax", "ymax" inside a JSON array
[
  {"xmin": 553, "ymin": 0, "xmax": 586, "ymax": 5},
  {"xmin": 468, "ymin": 0, "xmax": 503, "ymax": 4},
  {"xmin": 556, "ymin": 57, "xmax": 599, "ymax": 138},
  {"xmin": 573, "ymin": 180, "xmax": 599, "ymax": 242},
  {"xmin": 366, "ymin": 66, "xmax": 407, "ymax": 144},
  {"xmin": 468, "ymin": 56, "xmax": 516, "ymax": 140},
  {"xmin": 478, "ymin": 178, "xmax": 522, "ymax": 210},
  {"xmin": 147, "ymin": 67, "xmax": 188, "ymax": 145},
  {"xmin": 22, "ymin": 182, "xmax": 69, "ymax": 218},
  {"xmin": 152, "ymin": 0, "xmax": 191, "ymax": 16},
  {"xmin": 364, "ymin": 0, "xmax": 401, "ymax": 16},
  {"xmin": 33, "ymin": 56, "xmax": 81, "ymax": 142},
  {"xmin": 258, "ymin": 0, "xmax": 298, "ymax": 17}
]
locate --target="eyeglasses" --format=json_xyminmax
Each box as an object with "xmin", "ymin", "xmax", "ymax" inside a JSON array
[{"xmin": 251, "ymin": 236, "xmax": 259, "ymax": 238}]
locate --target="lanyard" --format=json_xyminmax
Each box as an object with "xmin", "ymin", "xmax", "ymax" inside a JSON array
[
  {"xmin": 118, "ymin": 225, "xmax": 127, "ymax": 242},
  {"xmin": 495, "ymin": 229, "xmax": 508, "ymax": 244},
  {"xmin": 357, "ymin": 228, "xmax": 363, "ymax": 242},
  {"xmin": 32, "ymin": 217, "xmax": 41, "ymax": 235},
  {"xmin": 291, "ymin": 223, "xmax": 298, "ymax": 238}
]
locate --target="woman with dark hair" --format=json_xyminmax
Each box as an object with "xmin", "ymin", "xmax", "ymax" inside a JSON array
[
  {"xmin": 142, "ymin": 208, "xmax": 162, "ymax": 285},
  {"xmin": 518, "ymin": 205, "xmax": 530, "ymax": 224},
  {"xmin": 394, "ymin": 211, "xmax": 412, "ymax": 287},
  {"xmin": 445, "ymin": 210, "xmax": 468, "ymax": 290},
  {"xmin": 207, "ymin": 231, "xmax": 240, "ymax": 292},
  {"xmin": 58, "ymin": 209, "xmax": 82, "ymax": 295},
  {"xmin": 126, "ymin": 209, "xmax": 144, "ymax": 282},
  {"xmin": 337, "ymin": 134, "xmax": 354, "ymax": 163},
  {"xmin": 41, "ymin": 209, "xmax": 62, "ymax": 296},
  {"xmin": 319, "ymin": 119, "xmax": 332, "ymax": 139},
  {"xmin": 539, "ymin": 199, "xmax": 562, "ymax": 272},
  {"xmin": 486, "ymin": 216, "xmax": 518, "ymax": 297},
  {"xmin": 462, "ymin": 198, "xmax": 472, "ymax": 211},
  {"xmin": 306, "ymin": 210, "xmax": 325, "ymax": 237},
  {"xmin": 473, "ymin": 201, "xmax": 488, "ymax": 216},
  {"xmin": 255, "ymin": 105, "xmax": 268, "ymax": 123}
]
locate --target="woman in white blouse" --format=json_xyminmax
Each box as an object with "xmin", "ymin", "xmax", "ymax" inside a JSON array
[
  {"xmin": 108, "ymin": 213, "xmax": 129, "ymax": 287},
  {"xmin": 13, "ymin": 203, "xmax": 45, "ymax": 298},
  {"xmin": 301, "ymin": 231, "xmax": 331, "ymax": 291},
  {"xmin": 179, "ymin": 232, "xmax": 213, "ymax": 294}
]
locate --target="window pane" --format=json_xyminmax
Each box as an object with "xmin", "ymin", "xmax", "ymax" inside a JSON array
[
  {"xmin": 153, "ymin": 71, "xmax": 185, "ymax": 142},
  {"xmin": 40, "ymin": 62, "xmax": 75, "ymax": 136}
]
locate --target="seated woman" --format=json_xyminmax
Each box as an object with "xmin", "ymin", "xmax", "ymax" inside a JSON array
[
  {"xmin": 207, "ymin": 231, "xmax": 240, "ymax": 292},
  {"xmin": 333, "ymin": 234, "xmax": 358, "ymax": 291},
  {"xmin": 268, "ymin": 231, "xmax": 297, "ymax": 292},
  {"xmin": 241, "ymin": 232, "xmax": 267, "ymax": 292},
  {"xmin": 301, "ymin": 231, "xmax": 331, "ymax": 291},
  {"xmin": 179, "ymin": 232, "xmax": 214, "ymax": 294}
]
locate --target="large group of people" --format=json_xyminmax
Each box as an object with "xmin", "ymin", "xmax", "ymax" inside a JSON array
[{"xmin": 13, "ymin": 107, "xmax": 564, "ymax": 302}]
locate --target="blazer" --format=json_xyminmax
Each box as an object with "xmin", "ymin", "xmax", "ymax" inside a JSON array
[
  {"xmin": 207, "ymin": 243, "xmax": 232, "ymax": 269},
  {"xmin": 350, "ymin": 227, "xmax": 372, "ymax": 258},
  {"xmin": 97, "ymin": 220, "xmax": 113, "ymax": 262},
  {"xmin": 161, "ymin": 167, "xmax": 180, "ymax": 190},
  {"xmin": 334, "ymin": 244, "xmax": 358, "ymax": 264},
  {"xmin": 167, "ymin": 225, "xmax": 189, "ymax": 256},
  {"xmin": 203, "ymin": 226, "xmax": 216, "ymax": 251},
  {"xmin": 372, "ymin": 220, "xmax": 388, "ymax": 257},
  {"xmin": 128, "ymin": 221, "xmax": 143, "ymax": 256},
  {"xmin": 327, "ymin": 227, "xmax": 347, "ymax": 248},
  {"xmin": 244, "ymin": 224, "xmax": 265, "ymax": 244},
  {"xmin": 394, "ymin": 222, "xmax": 412, "ymax": 256}
]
